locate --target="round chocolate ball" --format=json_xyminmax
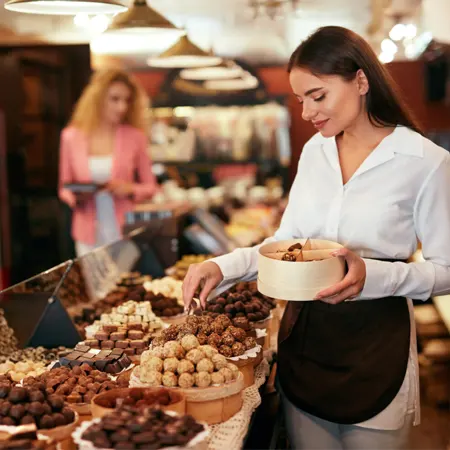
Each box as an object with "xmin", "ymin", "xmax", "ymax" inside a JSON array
[
  {"xmin": 52, "ymin": 413, "xmax": 66, "ymax": 427},
  {"xmin": 0, "ymin": 384, "xmax": 11, "ymax": 399},
  {"xmin": 29, "ymin": 390, "xmax": 45, "ymax": 403},
  {"xmin": 20, "ymin": 415, "xmax": 36, "ymax": 425},
  {"xmin": 8, "ymin": 387, "xmax": 28, "ymax": 404},
  {"xmin": 39, "ymin": 414, "xmax": 55, "ymax": 429},
  {"xmin": 1, "ymin": 417, "xmax": 16, "ymax": 426},
  {"xmin": 28, "ymin": 402, "xmax": 45, "ymax": 417},
  {"xmin": 48, "ymin": 395, "xmax": 64, "ymax": 412},
  {"xmin": 61, "ymin": 407, "xmax": 75, "ymax": 424},
  {"xmin": 10, "ymin": 404, "xmax": 26, "ymax": 420}
]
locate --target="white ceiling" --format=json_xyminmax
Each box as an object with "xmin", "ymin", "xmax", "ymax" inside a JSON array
[{"xmin": 0, "ymin": 0, "xmax": 425, "ymax": 64}]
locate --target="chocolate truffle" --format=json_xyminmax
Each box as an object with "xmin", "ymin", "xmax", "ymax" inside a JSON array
[
  {"xmin": 8, "ymin": 387, "xmax": 27, "ymax": 404},
  {"xmin": 162, "ymin": 372, "xmax": 178, "ymax": 388},
  {"xmin": 178, "ymin": 373, "xmax": 195, "ymax": 389},
  {"xmin": 194, "ymin": 371, "xmax": 211, "ymax": 388},
  {"xmin": 176, "ymin": 360, "xmax": 195, "ymax": 375},
  {"xmin": 196, "ymin": 358, "xmax": 214, "ymax": 374},
  {"xmin": 219, "ymin": 345, "xmax": 233, "ymax": 358},
  {"xmin": 180, "ymin": 335, "xmax": 199, "ymax": 352},
  {"xmin": 207, "ymin": 333, "xmax": 222, "ymax": 348}
]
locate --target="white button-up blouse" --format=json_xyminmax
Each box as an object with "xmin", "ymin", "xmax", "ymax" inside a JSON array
[{"xmin": 210, "ymin": 126, "xmax": 450, "ymax": 429}]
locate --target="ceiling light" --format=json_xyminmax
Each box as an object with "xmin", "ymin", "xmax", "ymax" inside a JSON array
[
  {"xmin": 106, "ymin": 0, "xmax": 180, "ymax": 35},
  {"xmin": 204, "ymin": 73, "xmax": 259, "ymax": 91},
  {"xmin": 179, "ymin": 65, "xmax": 243, "ymax": 81},
  {"xmin": 4, "ymin": 0, "xmax": 126, "ymax": 15},
  {"xmin": 378, "ymin": 52, "xmax": 394, "ymax": 64},
  {"xmin": 389, "ymin": 23, "xmax": 406, "ymax": 41},
  {"xmin": 381, "ymin": 38, "xmax": 398, "ymax": 54},
  {"xmin": 147, "ymin": 34, "xmax": 222, "ymax": 68}
]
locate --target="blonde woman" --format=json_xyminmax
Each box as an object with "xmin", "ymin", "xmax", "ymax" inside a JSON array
[{"xmin": 59, "ymin": 68, "xmax": 158, "ymax": 256}]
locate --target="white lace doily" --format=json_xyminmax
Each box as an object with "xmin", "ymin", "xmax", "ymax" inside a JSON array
[
  {"xmin": 227, "ymin": 344, "xmax": 262, "ymax": 361},
  {"xmin": 255, "ymin": 328, "xmax": 267, "ymax": 339},
  {"xmin": 205, "ymin": 359, "xmax": 270, "ymax": 450},
  {"xmin": 72, "ymin": 415, "xmax": 210, "ymax": 450}
]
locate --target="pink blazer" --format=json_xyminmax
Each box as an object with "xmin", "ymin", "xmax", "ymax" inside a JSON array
[{"xmin": 58, "ymin": 124, "xmax": 159, "ymax": 245}]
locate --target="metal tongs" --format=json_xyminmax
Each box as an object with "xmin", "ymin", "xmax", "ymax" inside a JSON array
[{"xmin": 187, "ymin": 297, "xmax": 205, "ymax": 316}]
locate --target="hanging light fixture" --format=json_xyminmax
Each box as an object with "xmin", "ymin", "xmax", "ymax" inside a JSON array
[
  {"xmin": 247, "ymin": 0, "xmax": 300, "ymax": 20},
  {"xmin": 204, "ymin": 72, "xmax": 259, "ymax": 91},
  {"xmin": 147, "ymin": 33, "xmax": 222, "ymax": 68},
  {"xmin": 106, "ymin": 0, "xmax": 180, "ymax": 34},
  {"xmin": 180, "ymin": 62, "xmax": 244, "ymax": 80},
  {"xmin": 4, "ymin": 0, "xmax": 126, "ymax": 15}
]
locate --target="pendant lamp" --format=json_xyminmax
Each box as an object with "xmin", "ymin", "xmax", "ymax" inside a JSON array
[
  {"xmin": 180, "ymin": 63, "xmax": 243, "ymax": 81},
  {"xmin": 4, "ymin": 0, "xmax": 126, "ymax": 15},
  {"xmin": 147, "ymin": 33, "xmax": 222, "ymax": 68},
  {"xmin": 106, "ymin": 0, "xmax": 180, "ymax": 34}
]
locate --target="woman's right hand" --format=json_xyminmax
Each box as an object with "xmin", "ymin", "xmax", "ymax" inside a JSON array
[{"xmin": 182, "ymin": 261, "xmax": 224, "ymax": 311}]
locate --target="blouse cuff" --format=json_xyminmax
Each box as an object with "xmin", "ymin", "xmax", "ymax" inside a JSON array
[{"xmin": 360, "ymin": 258, "xmax": 395, "ymax": 300}]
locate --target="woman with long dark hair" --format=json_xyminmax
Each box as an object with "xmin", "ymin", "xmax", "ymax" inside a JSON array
[{"xmin": 182, "ymin": 26, "xmax": 450, "ymax": 448}]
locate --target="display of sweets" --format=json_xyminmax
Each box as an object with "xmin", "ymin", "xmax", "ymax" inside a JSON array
[
  {"xmin": 143, "ymin": 277, "xmax": 183, "ymax": 303},
  {"xmin": 0, "ymin": 374, "xmax": 76, "ymax": 429},
  {"xmin": 154, "ymin": 315, "xmax": 257, "ymax": 358},
  {"xmin": 200, "ymin": 287, "xmax": 275, "ymax": 322},
  {"xmin": 0, "ymin": 347, "xmax": 70, "ymax": 365},
  {"xmin": 81, "ymin": 406, "xmax": 204, "ymax": 450},
  {"xmin": 99, "ymin": 301, "xmax": 164, "ymax": 330},
  {"xmin": 117, "ymin": 272, "xmax": 152, "ymax": 288},
  {"xmin": 143, "ymin": 292, "xmax": 184, "ymax": 318},
  {"xmin": 56, "ymin": 346, "xmax": 132, "ymax": 373},
  {"xmin": 0, "ymin": 361, "xmax": 48, "ymax": 383},
  {"xmin": 23, "ymin": 364, "xmax": 128, "ymax": 405},
  {"xmin": 0, "ymin": 309, "xmax": 19, "ymax": 358},
  {"xmin": 136, "ymin": 335, "xmax": 240, "ymax": 388},
  {"xmin": 82, "ymin": 323, "xmax": 153, "ymax": 357}
]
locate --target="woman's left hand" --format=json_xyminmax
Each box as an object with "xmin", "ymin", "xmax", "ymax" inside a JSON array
[
  {"xmin": 314, "ymin": 248, "xmax": 366, "ymax": 304},
  {"xmin": 106, "ymin": 180, "xmax": 134, "ymax": 198}
]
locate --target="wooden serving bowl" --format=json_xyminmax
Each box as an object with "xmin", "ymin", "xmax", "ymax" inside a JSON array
[
  {"xmin": 258, "ymin": 239, "xmax": 346, "ymax": 301},
  {"xmin": 91, "ymin": 388, "xmax": 186, "ymax": 419}
]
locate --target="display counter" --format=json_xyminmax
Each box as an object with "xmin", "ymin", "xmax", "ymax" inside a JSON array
[{"xmin": 0, "ymin": 221, "xmax": 280, "ymax": 450}]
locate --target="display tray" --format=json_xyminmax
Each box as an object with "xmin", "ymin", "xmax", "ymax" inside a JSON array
[{"xmin": 258, "ymin": 239, "xmax": 346, "ymax": 301}]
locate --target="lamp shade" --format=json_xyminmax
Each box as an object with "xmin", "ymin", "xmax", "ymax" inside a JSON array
[
  {"xmin": 107, "ymin": 0, "xmax": 180, "ymax": 34},
  {"xmin": 147, "ymin": 34, "xmax": 222, "ymax": 68},
  {"xmin": 4, "ymin": 0, "xmax": 126, "ymax": 15}
]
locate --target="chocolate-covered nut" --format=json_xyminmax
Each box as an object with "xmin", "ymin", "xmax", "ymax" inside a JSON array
[
  {"xmin": 48, "ymin": 395, "xmax": 64, "ymax": 411},
  {"xmin": 20, "ymin": 415, "xmax": 36, "ymax": 425},
  {"xmin": 28, "ymin": 390, "xmax": 45, "ymax": 403},
  {"xmin": 61, "ymin": 407, "xmax": 75, "ymax": 424},
  {"xmin": 219, "ymin": 345, "xmax": 233, "ymax": 357},
  {"xmin": 39, "ymin": 414, "xmax": 55, "ymax": 429},
  {"xmin": 8, "ymin": 387, "xmax": 28, "ymax": 404},
  {"xmin": 28, "ymin": 402, "xmax": 44, "ymax": 417},
  {"xmin": 52, "ymin": 413, "xmax": 66, "ymax": 427},
  {"xmin": 10, "ymin": 404, "xmax": 25, "ymax": 420}
]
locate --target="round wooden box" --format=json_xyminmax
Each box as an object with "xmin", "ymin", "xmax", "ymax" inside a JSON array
[
  {"xmin": 258, "ymin": 239, "xmax": 346, "ymax": 301},
  {"xmin": 130, "ymin": 369, "xmax": 244, "ymax": 425},
  {"xmin": 91, "ymin": 387, "xmax": 186, "ymax": 419},
  {"xmin": 180, "ymin": 372, "xmax": 244, "ymax": 425}
]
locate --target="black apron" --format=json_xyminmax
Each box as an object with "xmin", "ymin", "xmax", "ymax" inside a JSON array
[{"xmin": 277, "ymin": 266, "xmax": 410, "ymax": 424}]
